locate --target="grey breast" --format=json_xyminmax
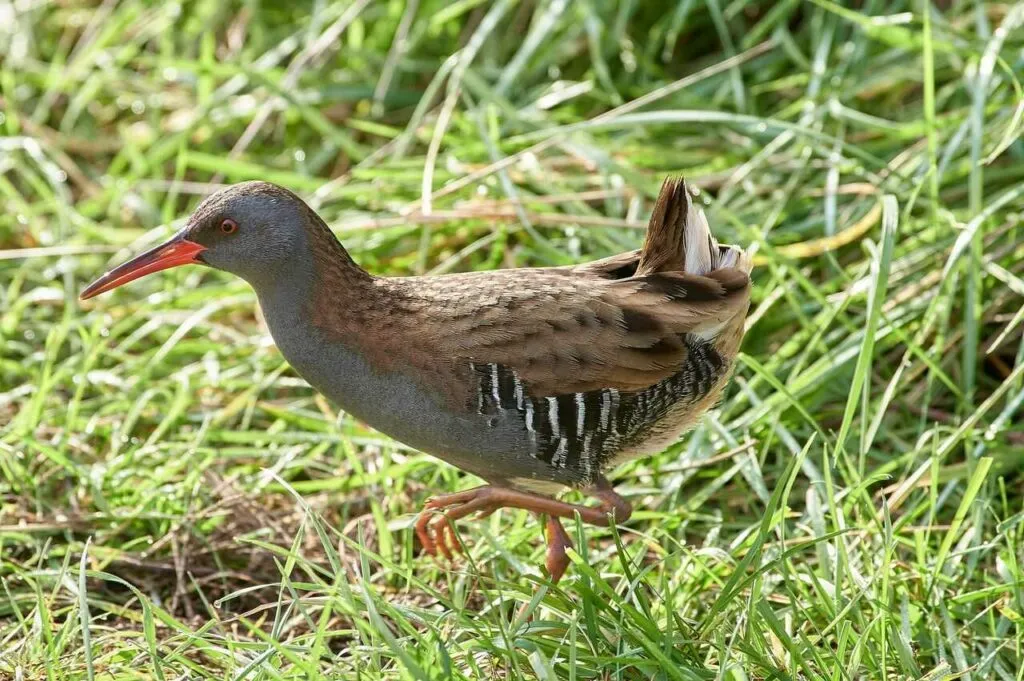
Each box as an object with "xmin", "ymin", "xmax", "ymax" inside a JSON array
[{"xmin": 262, "ymin": 301, "xmax": 582, "ymax": 489}]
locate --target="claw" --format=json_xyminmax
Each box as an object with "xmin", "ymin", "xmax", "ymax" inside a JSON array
[
  {"xmin": 414, "ymin": 510, "xmax": 437, "ymax": 556},
  {"xmin": 431, "ymin": 515, "xmax": 455, "ymax": 560},
  {"xmin": 413, "ymin": 488, "xmax": 498, "ymax": 563},
  {"xmin": 444, "ymin": 518, "xmax": 462, "ymax": 556}
]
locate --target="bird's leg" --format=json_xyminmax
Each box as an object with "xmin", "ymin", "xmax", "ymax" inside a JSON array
[
  {"xmin": 414, "ymin": 476, "xmax": 632, "ymax": 571},
  {"xmin": 543, "ymin": 515, "xmax": 573, "ymax": 584}
]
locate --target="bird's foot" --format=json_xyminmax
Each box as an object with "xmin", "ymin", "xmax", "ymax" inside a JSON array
[
  {"xmin": 414, "ymin": 486, "xmax": 504, "ymax": 560},
  {"xmin": 413, "ymin": 479, "xmax": 632, "ymax": 582}
]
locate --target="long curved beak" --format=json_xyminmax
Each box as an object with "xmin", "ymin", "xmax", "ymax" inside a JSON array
[{"xmin": 80, "ymin": 232, "xmax": 206, "ymax": 300}]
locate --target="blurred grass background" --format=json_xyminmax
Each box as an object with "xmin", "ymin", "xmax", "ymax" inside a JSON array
[{"xmin": 1, "ymin": 0, "xmax": 1023, "ymax": 678}]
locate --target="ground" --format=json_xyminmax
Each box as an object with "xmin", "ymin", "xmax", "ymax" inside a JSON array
[{"xmin": 1, "ymin": 1, "xmax": 1023, "ymax": 679}]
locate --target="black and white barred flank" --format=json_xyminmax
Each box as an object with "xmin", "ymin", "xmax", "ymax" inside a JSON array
[{"xmin": 469, "ymin": 336, "xmax": 726, "ymax": 477}]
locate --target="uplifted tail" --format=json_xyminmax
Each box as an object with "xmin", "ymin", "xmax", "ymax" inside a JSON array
[{"xmin": 636, "ymin": 177, "xmax": 751, "ymax": 277}]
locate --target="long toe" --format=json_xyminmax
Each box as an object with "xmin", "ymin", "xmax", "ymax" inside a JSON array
[
  {"xmin": 430, "ymin": 514, "xmax": 458, "ymax": 560},
  {"xmin": 544, "ymin": 516, "xmax": 574, "ymax": 584},
  {"xmin": 432, "ymin": 494, "xmax": 499, "ymax": 559},
  {"xmin": 424, "ymin": 488, "xmax": 482, "ymax": 511},
  {"xmin": 443, "ymin": 517, "xmax": 463, "ymax": 556},
  {"xmin": 415, "ymin": 511, "xmax": 437, "ymax": 556}
]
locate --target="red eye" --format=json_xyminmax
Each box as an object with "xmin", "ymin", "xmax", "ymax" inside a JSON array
[{"xmin": 220, "ymin": 218, "xmax": 238, "ymax": 234}]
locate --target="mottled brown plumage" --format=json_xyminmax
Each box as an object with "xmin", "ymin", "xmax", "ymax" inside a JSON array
[{"xmin": 307, "ymin": 179, "xmax": 749, "ymax": 406}]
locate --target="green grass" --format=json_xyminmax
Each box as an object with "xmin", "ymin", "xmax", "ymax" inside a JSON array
[{"xmin": 2, "ymin": 0, "xmax": 1023, "ymax": 678}]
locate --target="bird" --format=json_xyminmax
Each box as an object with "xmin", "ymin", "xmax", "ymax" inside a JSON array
[{"xmin": 81, "ymin": 177, "xmax": 753, "ymax": 583}]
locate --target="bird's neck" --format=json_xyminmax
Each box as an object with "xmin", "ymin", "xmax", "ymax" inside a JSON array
[
  {"xmin": 250, "ymin": 230, "xmax": 460, "ymax": 446},
  {"xmin": 249, "ymin": 225, "xmax": 380, "ymax": 397},
  {"xmin": 250, "ymin": 219, "xmax": 384, "ymax": 335}
]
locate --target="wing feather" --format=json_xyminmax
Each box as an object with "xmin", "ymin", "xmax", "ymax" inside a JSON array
[{"xmin": 411, "ymin": 268, "xmax": 749, "ymax": 397}]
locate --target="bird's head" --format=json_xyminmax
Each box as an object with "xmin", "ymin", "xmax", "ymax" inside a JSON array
[{"xmin": 80, "ymin": 182, "xmax": 316, "ymax": 299}]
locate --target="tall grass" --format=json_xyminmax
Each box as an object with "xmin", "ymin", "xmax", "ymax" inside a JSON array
[{"xmin": 2, "ymin": 1, "xmax": 1023, "ymax": 679}]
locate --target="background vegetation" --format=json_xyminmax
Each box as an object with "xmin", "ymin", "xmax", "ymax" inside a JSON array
[{"xmin": 2, "ymin": 0, "xmax": 1023, "ymax": 678}]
